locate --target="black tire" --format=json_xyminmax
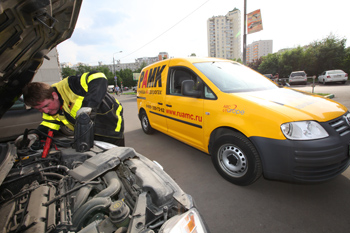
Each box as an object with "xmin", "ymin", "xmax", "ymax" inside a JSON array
[
  {"xmin": 60, "ymin": 125, "xmax": 74, "ymax": 136},
  {"xmin": 211, "ymin": 132, "xmax": 262, "ymax": 186},
  {"xmin": 140, "ymin": 111, "xmax": 154, "ymax": 134}
]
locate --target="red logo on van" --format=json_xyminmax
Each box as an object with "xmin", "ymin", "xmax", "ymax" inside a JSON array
[{"xmin": 139, "ymin": 65, "xmax": 166, "ymax": 88}]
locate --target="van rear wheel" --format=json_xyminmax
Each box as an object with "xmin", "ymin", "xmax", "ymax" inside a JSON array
[
  {"xmin": 211, "ymin": 132, "xmax": 262, "ymax": 186},
  {"xmin": 140, "ymin": 111, "xmax": 154, "ymax": 134}
]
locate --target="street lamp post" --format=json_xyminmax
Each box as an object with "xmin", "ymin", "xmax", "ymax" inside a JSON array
[
  {"xmin": 243, "ymin": 0, "xmax": 247, "ymax": 65},
  {"xmin": 113, "ymin": 51, "xmax": 123, "ymax": 77}
]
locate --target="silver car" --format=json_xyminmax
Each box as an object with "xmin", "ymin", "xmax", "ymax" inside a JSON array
[
  {"xmin": 318, "ymin": 69, "xmax": 348, "ymax": 84},
  {"xmin": 289, "ymin": 71, "xmax": 307, "ymax": 85},
  {"xmin": 0, "ymin": 98, "xmax": 42, "ymax": 142}
]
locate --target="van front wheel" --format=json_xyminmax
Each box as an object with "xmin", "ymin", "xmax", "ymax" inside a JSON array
[
  {"xmin": 140, "ymin": 111, "xmax": 154, "ymax": 134},
  {"xmin": 211, "ymin": 132, "xmax": 262, "ymax": 186}
]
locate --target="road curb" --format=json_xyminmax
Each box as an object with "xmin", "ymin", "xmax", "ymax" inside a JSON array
[{"xmin": 326, "ymin": 94, "xmax": 335, "ymax": 99}]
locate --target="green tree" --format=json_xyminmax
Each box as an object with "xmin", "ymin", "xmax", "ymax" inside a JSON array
[
  {"xmin": 231, "ymin": 58, "xmax": 243, "ymax": 64},
  {"xmin": 134, "ymin": 61, "xmax": 148, "ymax": 73},
  {"xmin": 302, "ymin": 47, "xmax": 318, "ymax": 76},
  {"xmin": 278, "ymin": 47, "xmax": 306, "ymax": 77},
  {"xmin": 76, "ymin": 64, "xmax": 92, "ymax": 75},
  {"xmin": 116, "ymin": 68, "xmax": 136, "ymax": 88},
  {"xmin": 256, "ymin": 34, "xmax": 348, "ymax": 79},
  {"xmin": 258, "ymin": 53, "xmax": 281, "ymax": 75},
  {"xmin": 61, "ymin": 66, "xmax": 76, "ymax": 78},
  {"xmin": 342, "ymin": 47, "xmax": 350, "ymax": 75},
  {"xmin": 310, "ymin": 34, "xmax": 347, "ymax": 75},
  {"xmin": 247, "ymin": 57, "xmax": 263, "ymax": 72}
]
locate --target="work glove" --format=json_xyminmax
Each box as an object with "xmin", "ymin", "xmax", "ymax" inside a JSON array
[
  {"xmin": 15, "ymin": 134, "xmax": 39, "ymax": 148},
  {"xmin": 76, "ymin": 107, "xmax": 92, "ymax": 117}
]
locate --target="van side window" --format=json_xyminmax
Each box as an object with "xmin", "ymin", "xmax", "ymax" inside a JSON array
[
  {"xmin": 204, "ymin": 86, "xmax": 215, "ymax": 99},
  {"xmin": 168, "ymin": 68, "xmax": 216, "ymax": 99},
  {"xmin": 169, "ymin": 69, "xmax": 192, "ymax": 94}
]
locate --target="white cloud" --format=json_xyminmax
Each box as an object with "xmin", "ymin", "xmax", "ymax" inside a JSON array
[{"xmin": 57, "ymin": 0, "xmax": 350, "ymax": 66}]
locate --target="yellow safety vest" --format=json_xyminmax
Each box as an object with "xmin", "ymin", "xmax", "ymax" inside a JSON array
[{"xmin": 40, "ymin": 72, "xmax": 123, "ymax": 138}]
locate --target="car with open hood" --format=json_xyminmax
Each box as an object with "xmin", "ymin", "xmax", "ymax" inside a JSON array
[{"xmin": 0, "ymin": 1, "xmax": 209, "ymax": 233}]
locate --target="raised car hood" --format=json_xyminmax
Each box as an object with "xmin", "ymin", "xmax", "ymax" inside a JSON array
[
  {"xmin": 0, "ymin": 0, "xmax": 82, "ymax": 118},
  {"xmin": 241, "ymin": 88, "xmax": 347, "ymax": 122}
]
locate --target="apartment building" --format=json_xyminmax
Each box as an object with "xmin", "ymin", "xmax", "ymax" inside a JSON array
[
  {"xmin": 34, "ymin": 47, "xmax": 62, "ymax": 84},
  {"xmin": 62, "ymin": 52, "xmax": 169, "ymax": 73},
  {"xmin": 207, "ymin": 8, "xmax": 241, "ymax": 60},
  {"xmin": 246, "ymin": 40, "xmax": 273, "ymax": 63}
]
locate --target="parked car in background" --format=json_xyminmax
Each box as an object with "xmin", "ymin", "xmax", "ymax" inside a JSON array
[
  {"xmin": 318, "ymin": 69, "xmax": 348, "ymax": 84},
  {"xmin": 0, "ymin": 98, "xmax": 42, "ymax": 142},
  {"xmin": 107, "ymin": 85, "xmax": 115, "ymax": 92},
  {"xmin": 289, "ymin": 71, "xmax": 307, "ymax": 85},
  {"xmin": 263, "ymin": 74, "xmax": 274, "ymax": 80}
]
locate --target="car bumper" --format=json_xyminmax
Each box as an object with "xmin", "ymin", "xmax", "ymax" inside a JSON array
[
  {"xmin": 289, "ymin": 78, "xmax": 307, "ymax": 83},
  {"xmin": 325, "ymin": 78, "xmax": 347, "ymax": 83},
  {"xmin": 250, "ymin": 114, "xmax": 350, "ymax": 183}
]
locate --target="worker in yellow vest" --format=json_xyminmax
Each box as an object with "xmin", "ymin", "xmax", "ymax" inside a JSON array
[{"xmin": 19, "ymin": 71, "xmax": 124, "ymax": 147}]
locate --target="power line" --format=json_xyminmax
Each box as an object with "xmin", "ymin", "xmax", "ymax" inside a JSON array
[{"xmin": 119, "ymin": 0, "xmax": 211, "ymax": 60}]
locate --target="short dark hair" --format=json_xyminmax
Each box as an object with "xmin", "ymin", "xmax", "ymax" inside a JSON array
[{"xmin": 22, "ymin": 82, "xmax": 55, "ymax": 107}]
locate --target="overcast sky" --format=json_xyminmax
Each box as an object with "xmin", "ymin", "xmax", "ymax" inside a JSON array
[{"xmin": 57, "ymin": 0, "xmax": 350, "ymax": 66}]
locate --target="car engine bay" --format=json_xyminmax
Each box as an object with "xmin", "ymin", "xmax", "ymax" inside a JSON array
[{"xmin": 0, "ymin": 136, "xmax": 206, "ymax": 233}]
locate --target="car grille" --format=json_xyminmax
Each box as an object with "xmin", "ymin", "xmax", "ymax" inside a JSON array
[{"xmin": 329, "ymin": 113, "xmax": 350, "ymax": 137}]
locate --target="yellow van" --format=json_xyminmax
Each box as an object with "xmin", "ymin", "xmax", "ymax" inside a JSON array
[{"xmin": 137, "ymin": 57, "xmax": 350, "ymax": 186}]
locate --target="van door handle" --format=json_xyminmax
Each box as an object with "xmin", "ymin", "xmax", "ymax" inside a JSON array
[
  {"xmin": 158, "ymin": 102, "xmax": 163, "ymax": 105},
  {"xmin": 166, "ymin": 104, "xmax": 172, "ymax": 107}
]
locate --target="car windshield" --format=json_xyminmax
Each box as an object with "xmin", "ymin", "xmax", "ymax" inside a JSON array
[{"xmin": 194, "ymin": 61, "xmax": 277, "ymax": 93}]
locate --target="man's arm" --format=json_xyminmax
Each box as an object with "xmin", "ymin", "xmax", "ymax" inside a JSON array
[{"xmin": 82, "ymin": 72, "xmax": 108, "ymax": 109}]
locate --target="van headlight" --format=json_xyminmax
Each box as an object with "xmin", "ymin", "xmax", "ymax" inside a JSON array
[
  {"xmin": 281, "ymin": 121, "xmax": 329, "ymax": 140},
  {"xmin": 159, "ymin": 208, "xmax": 208, "ymax": 233}
]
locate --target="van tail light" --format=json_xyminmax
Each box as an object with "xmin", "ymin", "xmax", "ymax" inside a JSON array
[
  {"xmin": 327, "ymin": 75, "xmax": 331, "ymax": 79},
  {"xmin": 345, "ymin": 73, "xmax": 348, "ymax": 78}
]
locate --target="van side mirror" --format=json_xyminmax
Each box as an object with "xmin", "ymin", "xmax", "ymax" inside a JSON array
[{"xmin": 181, "ymin": 80, "xmax": 201, "ymax": 98}]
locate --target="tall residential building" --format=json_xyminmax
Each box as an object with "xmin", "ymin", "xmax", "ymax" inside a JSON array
[
  {"xmin": 246, "ymin": 40, "xmax": 273, "ymax": 63},
  {"xmin": 207, "ymin": 8, "xmax": 241, "ymax": 60},
  {"xmin": 34, "ymin": 47, "xmax": 62, "ymax": 84},
  {"xmin": 158, "ymin": 52, "xmax": 168, "ymax": 60}
]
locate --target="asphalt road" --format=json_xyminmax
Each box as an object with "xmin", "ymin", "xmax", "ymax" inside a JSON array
[
  {"xmin": 293, "ymin": 82, "xmax": 350, "ymax": 110},
  {"xmin": 117, "ymin": 84, "xmax": 350, "ymax": 233}
]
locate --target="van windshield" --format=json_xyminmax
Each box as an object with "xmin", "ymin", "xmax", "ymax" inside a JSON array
[{"xmin": 194, "ymin": 61, "xmax": 277, "ymax": 93}]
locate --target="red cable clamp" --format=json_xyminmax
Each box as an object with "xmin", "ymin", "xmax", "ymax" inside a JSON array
[{"xmin": 42, "ymin": 131, "xmax": 53, "ymax": 158}]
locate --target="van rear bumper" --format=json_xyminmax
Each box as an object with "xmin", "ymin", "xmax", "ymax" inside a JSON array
[{"xmin": 250, "ymin": 135, "xmax": 350, "ymax": 183}]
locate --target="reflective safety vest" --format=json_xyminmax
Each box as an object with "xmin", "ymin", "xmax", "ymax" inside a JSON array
[{"xmin": 39, "ymin": 72, "xmax": 124, "ymax": 139}]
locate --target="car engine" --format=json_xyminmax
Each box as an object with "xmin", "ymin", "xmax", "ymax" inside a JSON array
[{"xmin": 0, "ymin": 139, "xmax": 207, "ymax": 233}]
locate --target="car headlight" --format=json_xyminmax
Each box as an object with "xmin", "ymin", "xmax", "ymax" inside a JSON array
[
  {"xmin": 159, "ymin": 208, "xmax": 208, "ymax": 233},
  {"xmin": 281, "ymin": 121, "xmax": 329, "ymax": 140}
]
